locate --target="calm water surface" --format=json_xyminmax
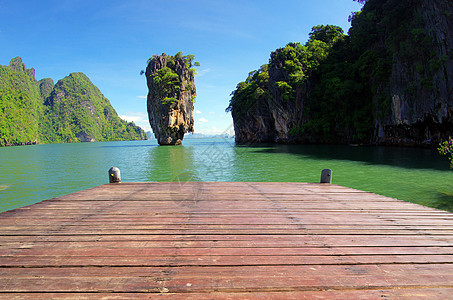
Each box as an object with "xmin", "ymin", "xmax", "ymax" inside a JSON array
[{"xmin": 1, "ymin": 138, "xmax": 452, "ymax": 212}]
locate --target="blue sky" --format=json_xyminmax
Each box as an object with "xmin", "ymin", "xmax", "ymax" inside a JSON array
[{"xmin": 0, "ymin": 0, "xmax": 363, "ymax": 135}]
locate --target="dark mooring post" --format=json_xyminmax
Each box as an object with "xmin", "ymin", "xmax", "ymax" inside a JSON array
[
  {"xmin": 320, "ymin": 169, "xmax": 332, "ymax": 184},
  {"xmin": 108, "ymin": 167, "xmax": 121, "ymax": 183}
]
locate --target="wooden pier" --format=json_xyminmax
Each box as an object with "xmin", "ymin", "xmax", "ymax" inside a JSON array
[{"xmin": 1, "ymin": 182, "xmax": 453, "ymax": 299}]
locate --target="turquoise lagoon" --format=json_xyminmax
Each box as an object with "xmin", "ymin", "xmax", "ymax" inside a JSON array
[{"xmin": 0, "ymin": 138, "xmax": 452, "ymax": 212}]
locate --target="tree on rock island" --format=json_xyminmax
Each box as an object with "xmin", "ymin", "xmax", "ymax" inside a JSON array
[{"xmin": 145, "ymin": 52, "xmax": 199, "ymax": 145}]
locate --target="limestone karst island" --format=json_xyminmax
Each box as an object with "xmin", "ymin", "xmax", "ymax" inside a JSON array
[
  {"xmin": 1, "ymin": 0, "xmax": 452, "ymax": 150},
  {"xmin": 145, "ymin": 52, "xmax": 198, "ymax": 145},
  {"xmin": 227, "ymin": 0, "xmax": 453, "ymax": 147},
  {"xmin": 2, "ymin": 0, "xmax": 453, "ymax": 296},
  {"xmin": 0, "ymin": 57, "xmax": 146, "ymax": 146}
]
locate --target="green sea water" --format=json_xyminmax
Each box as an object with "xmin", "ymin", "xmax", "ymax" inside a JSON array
[{"xmin": 1, "ymin": 138, "xmax": 452, "ymax": 213}]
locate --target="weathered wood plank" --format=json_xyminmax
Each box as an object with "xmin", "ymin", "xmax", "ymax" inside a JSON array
[
  {"xmin": 1, "ymin": 265, "xmax": 453, "ymax": 293},
  {"xmin": 2, "ymin": 235, "xmax": 453, "ymax": 247},
  {"xmin": 1, "ymin": 289, "xmax": 453, "ymax": 300},
  {"xmin": 1, "ymin": 182, "xmax": 453, "ymax": 298},
  {"xmin": 2, "ymin": 254, "xmax": 453, "ymax": 267},
  {"xmin": 2, "ymin": 243, "xmax": 453, "ymax": 254}
]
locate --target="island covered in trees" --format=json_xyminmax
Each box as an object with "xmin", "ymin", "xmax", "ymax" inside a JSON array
[
  {"xmin": 144, "ymin": 52, "xmax": 199, "ymax": 145},
  {"xmin": 227, "ymin": 0, "xmax": 453, "ymax": 147},
  {"xmin": 0, "ymin": 57, "xmax": 146, "ymax": 147}
]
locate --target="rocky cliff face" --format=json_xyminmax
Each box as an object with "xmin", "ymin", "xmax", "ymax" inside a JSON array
[
  {"xmin": 229, "ymin": 0, "xmax": 453, "ymax": 147},
  {"xmin": 231, "ymin": 51, "xmax": 308, "ymax": 144},
  {"xmin": 145, "ymin": 53, "xmax": 196, "ymax": 145},
  {"xmin": 267, "ymin": 48, "xmax": 308, "ymax": 143},
  {"xmin": 376, "ymin": 0, "xmax": 453, "ymax": 146},
  {"xmin": 230, "ymin": 65, "xmax": 275, "ymax": 144},
  {"xmin": 231, "ymin": 98, "xmax": 276, "ymax": 144}
]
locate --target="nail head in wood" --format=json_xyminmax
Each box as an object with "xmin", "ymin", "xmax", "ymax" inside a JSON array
[
  {"xmin": 320, "ymin": 169, "xmax": 332, "ymax": 184},
  {"xmin": 108, "ymin": 167, "xmax": 121, "ymax": 183}
]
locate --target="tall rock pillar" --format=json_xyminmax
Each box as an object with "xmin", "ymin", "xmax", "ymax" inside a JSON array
[{"xmin": 145, "ymin": 53, "xmax": 196, "ymax": 145}]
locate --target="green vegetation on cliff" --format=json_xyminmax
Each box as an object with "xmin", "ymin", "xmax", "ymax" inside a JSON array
[
  {"xmin": 438, "ymin": 137, "xmax": 453, "ymax": 168},
  {"xmin": 44, "ymin": 72, "xmax": 146, "ymax": 143},
  {"xmin": 228, "ymin": 0, "xmax": 453, "ymax": 146},
  {"xmin": 305, "ymin": 0, "xmax": 452, "ymax": 144},
  {"xmin": 0, "ymin": 58, "xmax": 42, "ymax": 146},
  {"xmin": 227, "ymin": 25, "xmax": 343, "ymax": 116},
  {"xmin": 145, "ymin": 52, "xmax": 199, "ymax": 105},
  {"xmin": 0, "ymin": 89, "xmax": 39, "ymax": 146},
  {"xmin": 152, "ymin": 66, "xmax": 182, "ymax": 105},
  {"xmin": 144, "ymin": 52, "xmax": 197, "ymax": 145},
  {"xmin": 226, "ymin": 64, "xmax": 270, "ymax": 115},
  {"xmin": 0, "ymin": 57, "xmax": 146, "ymax": 146}
]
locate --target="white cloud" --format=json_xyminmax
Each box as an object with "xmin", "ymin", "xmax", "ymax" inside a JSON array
[
  {"xmin": 120, "ymin": 115, "xmax": 142, "ymax": 123},
  {"xmin": 194, "ymin": 126, "xmax": 230, "ymax": 135},
  {"xmin": 119, "ymin": 112, "xmax": 151, "ymax": 131},
  {"xmin": 195, "ymin": 110, "xmax": 202, "ymax": 114},
  {"xmin": 193, "ymin": 122, "xmax": 235, "ymax": 136},
  {"xmin": 136, "ymin": 95, "xmax": 147, "ymax": 99},
  {"xmin": 209, "ymin": 111, "xmax": 216, "ymax": 115},
  {"xmin": 120, "ymin": 112, "xmax": 147, "ymax": 123},
  {"xmin": 196, "ymin": 68, "xmax": 211, "ymax": 77},
  {"xmin": 198, "ymin": 117, "xmax": 209, "ymax": 123}
]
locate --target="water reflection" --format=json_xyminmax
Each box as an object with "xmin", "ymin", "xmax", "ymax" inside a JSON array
[
  {"xmin": 145, "ymin": 144, "xmax": 199, "ymax": 181},
  {"xmin": 246, "ymin": 144, "xmax": 450, "ymax": 171},
  {"xmin": 435, "ymin": 191, "xmax": 453, "ymax": 211},
  {"xmin": 191, "ymin": 139, "xmax": 236, "ymax": 181},
  {"xmin": 1, "ymin": 139, "xmax": 452, "ymax": 213}
]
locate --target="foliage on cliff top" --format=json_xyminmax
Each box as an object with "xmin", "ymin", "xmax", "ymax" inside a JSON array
[
  {"xmin": 304, "ymin": 0, "xmax": 436, "ymax": 143},
  {"xmin": 152, "ymin": 67, "xmax": 181, "ymax": 105},
  {"xmin": 0, "ymin": 58, "xmax": 42, "ymax": 146},
  {"xmin": 228, "ymin": 0, "xmax": 451, "ymax": 145},
  {"xmin": 146, "ymin": 52, "xmax": 199, "ymax": 105},
  {"xmin": 227, "ymin": 25, "xmax": 344, "ymax": 115},
  {"xmin": 438, "ymin": 137, "xmax": 453, "ymax": 168},
  {"xmin": 0, "ymin": 57, "xmax": 41, "ymax": 103},
  {"xmin": 146, "ymin": 52, "xmax": 200, "ymax": 71},
  {"xmin": 45, "ymin": 72, "xmax": 146, "ymax": 143},
  {"xmin": 226, "ymin": 64, "xmax": 269, "ymax": 114}
]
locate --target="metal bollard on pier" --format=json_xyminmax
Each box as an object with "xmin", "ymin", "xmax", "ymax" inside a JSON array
[
  {"xmin": 320, "ymin": 169, "xmax": 332, "ymax": 184},
  {"xmin": 108, "ymin": 167, "xmax": 121, "ymax": 183}
]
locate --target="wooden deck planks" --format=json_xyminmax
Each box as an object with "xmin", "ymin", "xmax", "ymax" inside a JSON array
[{"xmin": 1, "ymin": 182, "xmax": 453, "ymax": 298}]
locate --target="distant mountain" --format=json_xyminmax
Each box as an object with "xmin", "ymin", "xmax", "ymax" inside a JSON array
[
  {"xmin": 0, "ymin": 57, "xmax": 147, "ymax": 146},
  {"xmin": 146, "ymin": 131, "xmax": 234, "ymax": 140},
  {"xmin": 185, "ymin": 132, "xmax": 234, "ymax": 139},
  {"xmin": 0, "ymin": 57, "xmax": 42, "ymax": 146}
]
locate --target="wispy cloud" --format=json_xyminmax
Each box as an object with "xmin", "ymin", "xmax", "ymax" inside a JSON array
[
  {"xmin": 119, "ymin": 112, "xmax": 151, "ymax": 131},
  {"xmin": 136, "ymin": 95, "xmax": 147, "ymax": 99},
  {"xmin": 195, "ymin": 110, "xmax": 202, "ymax": 114},
  {"xmin": 198, "ymin": 117, "xmax": 209, "ymax": 123},
  {"xmin": 196, "ymin": 68, "xmax": 211, "ymax": 77},
  {"xmin": 194, "ymin": 125, "xmax": 234, "ymax": 135},
  {"xmin": 120, "ymin": 112, "xmax": 147, "ymax": 123}
]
